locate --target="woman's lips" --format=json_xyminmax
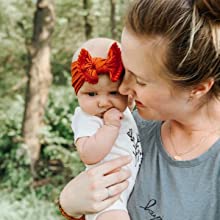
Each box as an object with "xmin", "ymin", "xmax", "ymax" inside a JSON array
[{"xmin": 135, "ymin": 100, "xmax": 144, "ymax": 107}]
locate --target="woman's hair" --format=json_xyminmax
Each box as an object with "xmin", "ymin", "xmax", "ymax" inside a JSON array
[{"xmin": 126, "ymin": 0, "xmax": 220, "ymax": 98}]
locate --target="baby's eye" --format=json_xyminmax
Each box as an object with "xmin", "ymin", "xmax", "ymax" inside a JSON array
[
  {"xmin": 88, "ymin": 92, "xmax": 97, "ymax": 96},
  {"xmin": 110, "ymin": 91, "xmax": 118, "ymax": 95}
]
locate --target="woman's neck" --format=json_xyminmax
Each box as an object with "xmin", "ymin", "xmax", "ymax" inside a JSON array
[
  {"xmin": 162, "ymin": 99, "xmax": 220, "ymax": 160},
  {"xmin": 173, "ymin": 98, "xmax": 220, "ymax": 134}
]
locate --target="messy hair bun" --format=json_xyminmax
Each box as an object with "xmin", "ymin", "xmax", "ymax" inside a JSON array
[
  {"xmin": 193, "ymin": 0, "xmax": 220, "ymax": 56},
  {"xmin": 195, "ymin": 0, "xmax": 220, "ymax": 22}
]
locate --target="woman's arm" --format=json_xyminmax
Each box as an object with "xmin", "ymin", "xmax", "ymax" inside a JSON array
[
  {"xmin": 76, "ymin": 108, "xmax": 123, "ymax": 165},
  {"xmin": 59, "ymin": 156, "xmax": 131, "ymax": 218}
]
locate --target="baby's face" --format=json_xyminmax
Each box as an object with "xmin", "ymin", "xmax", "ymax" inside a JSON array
[{"xmin": 77, "ymin": 74, "xmax": 128, "ymax": 117}]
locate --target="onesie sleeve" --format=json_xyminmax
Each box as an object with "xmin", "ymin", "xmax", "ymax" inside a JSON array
[{"xmin": 71, "ymin": 107, "xmax": 103, "ymax": 143}]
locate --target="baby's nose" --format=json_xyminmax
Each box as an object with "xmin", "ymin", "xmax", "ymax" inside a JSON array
[{"xmin": 98, "ymin": 98, "xmax": 111, "ymax": 108}]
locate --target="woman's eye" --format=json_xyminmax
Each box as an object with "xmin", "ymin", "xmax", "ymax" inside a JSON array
[
  {"xmin": 110, "ymin": 91, "xmax": 118, "ymax": 95},
  {"xmin": 136, "ymin": 79, "xmax": 146, "ymax": 86},
  {"xmin": 88, "ymin": 92, "xmax": 97, "ymax": 96}
]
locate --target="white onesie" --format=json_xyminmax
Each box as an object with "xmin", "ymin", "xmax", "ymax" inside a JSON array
[{"xmin": 71, "ymin": 107, "xmax": 142, "ymax": 220}]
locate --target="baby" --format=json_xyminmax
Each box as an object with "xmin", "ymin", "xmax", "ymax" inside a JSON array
[{"xmin": 70, "ymin": 38, "xmax": 142, "ymax": 220}]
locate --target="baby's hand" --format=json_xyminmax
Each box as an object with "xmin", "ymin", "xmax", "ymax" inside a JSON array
[{"xmin": 103, "ymin": 108, "xmax": 123, "ymax": 128}]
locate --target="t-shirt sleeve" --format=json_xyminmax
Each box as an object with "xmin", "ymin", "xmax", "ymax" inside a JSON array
[{"xmin": 71, "ymin": 107, "xmax": 103, "ymax": 143}]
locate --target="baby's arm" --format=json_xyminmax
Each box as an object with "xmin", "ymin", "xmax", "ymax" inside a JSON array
[{"xmin": 76, "ymin": 108, "xmax": 123, "ymax": 165}]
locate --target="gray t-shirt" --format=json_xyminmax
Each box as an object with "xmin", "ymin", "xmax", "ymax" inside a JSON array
[{"xmin": 128, "ymin": 111, "xmax": 220, "ymax": 220}]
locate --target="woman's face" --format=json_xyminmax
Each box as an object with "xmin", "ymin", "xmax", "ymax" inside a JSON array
[{"xmin": 120, "ymin": 28, "xmax": 191, "ymax": 121}]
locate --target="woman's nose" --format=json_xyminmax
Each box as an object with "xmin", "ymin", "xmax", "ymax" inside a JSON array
[
  {"xmin": 119, "ymin": 80, "xmax": 128, "ymax": 95},
  {"xmin": 119, "ymin": 72, "xmax": 134, "ymax": 96}
]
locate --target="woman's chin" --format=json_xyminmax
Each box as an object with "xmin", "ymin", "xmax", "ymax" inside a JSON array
[{"xmin": 136, "ymin": 108, "xmax": 148, "ymax": 119}]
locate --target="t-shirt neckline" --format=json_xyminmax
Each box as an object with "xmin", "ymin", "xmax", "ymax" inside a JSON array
[{"xmin": 156, "ymin": 121, "xmax": 220, "ymax": 168}]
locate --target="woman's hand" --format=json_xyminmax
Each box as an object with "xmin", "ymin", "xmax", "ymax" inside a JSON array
[{"xmin": 59, "ymin": 155, "xmax": 132, "ymax": 217}]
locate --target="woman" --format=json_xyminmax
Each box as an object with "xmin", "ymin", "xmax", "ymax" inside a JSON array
[{"xmin": 59, "ymin": 0, "xmax": 220, "ymax": 219}]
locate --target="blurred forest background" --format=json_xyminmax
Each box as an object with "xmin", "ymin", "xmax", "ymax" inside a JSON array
[{"xmin": 0, "ymin": 0, "xmax": 130, "ymax": 219}]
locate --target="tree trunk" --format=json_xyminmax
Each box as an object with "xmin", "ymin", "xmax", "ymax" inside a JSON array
[
  {"xmin": 22, "ymin": 0, "xmax": 55, "ymax": 178},
  {"xmin": 83, "ymin": 0, "xmax": 92, "ymax": 39},
  {"xmin": 109, "ymin": 0, "xmax": 116, "ymax": 38}
]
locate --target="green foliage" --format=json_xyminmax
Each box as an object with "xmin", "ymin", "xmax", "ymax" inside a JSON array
[
  {"xmin": 36, "ymin": 86, "xmax": 85, "ymax": 199},
  {"xmin": 44, "ymin": 86, "xmax": 77, "ymax": 145},
  {"xmin": 0, "ymin": 86, "xmax": 84, "ymax": 201},
  {"xmin": 52, "ymin": 0, "xmax": 84, "ymax": 84},
  {"xmin": 0, "ymin": 0, "xmax": 129, "ymax": 217},
  {"xmin": 0, "ymin": 94, "xmax": 29, "ymax": 194},
  {"xmin": 0, "ymin": 87, "xmax": 83, "ymax": 203},
  {"xmin": 0, "ymin": 189, "xmax": 63, "ymax": 220}
]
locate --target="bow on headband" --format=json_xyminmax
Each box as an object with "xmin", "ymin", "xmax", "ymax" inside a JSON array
[{"xmin": 71, "ymin": 42, "xmax": 124, "ymax": 94}]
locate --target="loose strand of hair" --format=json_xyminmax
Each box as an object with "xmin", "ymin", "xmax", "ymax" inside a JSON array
[
  {"xmin": 211, "ymin": 24, "xmax": 220, "ymax": 56},
  {"xmin": 178, "ymin": 5, "xmax": 203, "ymax": 68}
]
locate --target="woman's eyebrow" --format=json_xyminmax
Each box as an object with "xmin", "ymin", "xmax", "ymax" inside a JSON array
[
  {"xmin": 127, "ymin": 69, "xmax": 147, "ymax": 81},
  {"xmin": 127, "ymin": 69, "xmax": 136, "ymax": 77}
]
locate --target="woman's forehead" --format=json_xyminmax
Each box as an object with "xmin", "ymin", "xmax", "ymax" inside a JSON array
[
  {"xmin": 121, "ymin": 28, "xmax": 169, "ymax": 79},
  {"xmin": 121, "ymin": 28, "xmax": 167, "ymax": 59}
]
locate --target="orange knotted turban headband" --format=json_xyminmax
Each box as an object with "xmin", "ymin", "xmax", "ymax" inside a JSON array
[{"xmin": 71, "ymin": 42, "xmax": 124, "ymax": 94}]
